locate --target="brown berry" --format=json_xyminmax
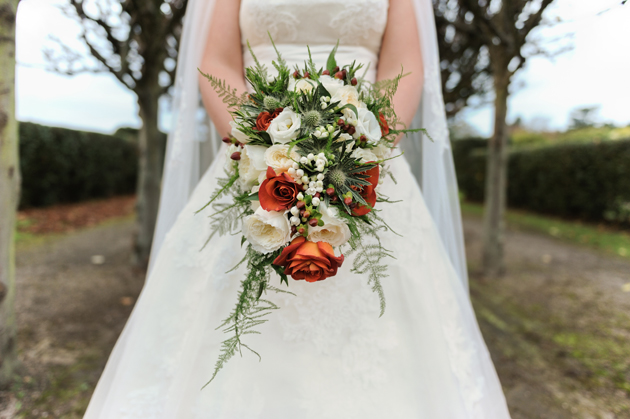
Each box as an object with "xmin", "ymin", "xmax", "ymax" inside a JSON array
[
  {"xmin": 314, "ymin": 192, "xmax": 321, "ymax": 198},
  {"xmin": 326, "ymin": 187, "xmax": 335, "ymax": 196},
  {"xmin": 351, "ymin": 77, "xmax": 357, "ymax": 86},
  {"xmin": 344, "ymin": 197, "xmax": 353, "ymax": 205},
  {"xmin": 303, "ymin": 210, "xmax": 311, "ymax": 219},
  {"xmin": 342, "ymin": 69, "xmax": 348, "ymax": 78},
  {"xmin": 322, "ymin": 69, "xmax": 330, "ymax": 75},
  {"xmin": 333, "ymin": 66, "xmax": 339, "ymax": 73},
  {"xmin": 296, "ymin": 201, "xmax": 306, "ymax": 210},
  {"xmin": 359, "ymin": 135, "xmax": 367, "ymax": 143},
  {"xmin": 304, "ymin": 72, "xmax": 310, "ymax": 79},
  {"xmin": 308, "ymin": 218, "xmax": 319, "ymax": 227},
  {"xmin": 291, "ymin": 226, "xmax": 297, "ymax": 235},
  {"xmin": 222, "ymin": 137, "xmax": 231, "ymax": 144},
  {"xmin": 331, "ymin": 195, "xmax": 339, "ymax": 202},
  {"xmin": 349, "ymin": 202, "xmax": 358, "ymax": 209},
  {"xmin": 230, "ymin": 152, "xmax": 241, "ymax": 161},
  {"xmin": 293, "ymin": 70, "xmax": 300, "ymax": 79},
  {"xmin": 334, "ymin": 71, "xmax": 344, "ymax": 80},
  {"xmin": 298, "ymin": 227, "xmax": 306, "ymax": 235},
  {"xmin": 337, "ymin": 119, "xmax": 345, "ymax": 126},
  {"xmin": 347, "ymin": 126, "xmax": 356, "ymax": 135}
]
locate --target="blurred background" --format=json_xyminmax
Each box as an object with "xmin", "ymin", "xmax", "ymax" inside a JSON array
[{"xmin": 0, "ymin": 0, "xmax": 629, "ymax": 418}]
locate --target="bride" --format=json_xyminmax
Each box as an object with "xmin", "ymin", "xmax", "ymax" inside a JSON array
[{"xmin": 85, "ymin": 0, "xmax": 512, "ymax": 418}]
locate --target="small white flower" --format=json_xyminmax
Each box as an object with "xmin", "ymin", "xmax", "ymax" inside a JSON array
[
  {"xmin": 312, "ymin": 197, "xmax": 321, "ymax": 206},
  {"xmin": 314, "ymin": 130, "xmax": 322, "ymax": 137},
  {"xmin": 318, "ymin": 153, "xmax": 326, "ymax": 160},
  {"xmin": 266, "ymin": 74, "xmax": 275, "ymax": 83},
  {"xmin": 292, "ymin": 162, "xmax": 299, "ymax": 170},
  {"xmin": 316, "ymin": 186, "xmax": 323, "ymax": 193},
  {"xmin": 297, "ymin": 192, "xmax": 304, "ymax": 200},
  {"xmin": 316, "ymin": 180, "xmax": 323, "ymax": 188},
  {"xmin": 288, "ymin": 167, "xmax": 296, "ymax": 176},
  {"xmin": 307, "ymin": 153, "xmax": 315, "ymax": 161},
  {"xmin": 290, "ymin": 207, "xmax": 300, "ymax": 216},
  {"xmin": 321, "ymin": 103, "xmax": 327, "ymax": 109},
  {"xmin": 267, "ymin": 108, "xmax": 301, "ymax": 144},
  {"xmin": 290, "ymin": 216, "xmax": 300, "ymax": 226},
  {"xmin": 300, "ymin": 156, "xmax": 308, "ymax": 164},
  {"xmin": 301, "ymin": 175, "xmax": 310, "ymax": 184},
  {"xmin": 317, "ymin": 173, "xmax": 325, "ymax": 181},
  {"xmin": 242, "ymin": 208, "xmax": 291, "ymax": 254},
  {"xmin": 315, "ymin": 158, "xmax": 325, "ymax": 167},
  {"xmin": 296, "ymin": 169, "xmax": 304, "ymax": 178}
]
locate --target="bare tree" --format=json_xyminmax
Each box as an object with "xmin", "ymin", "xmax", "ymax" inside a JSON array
[
  {"xmin": 434, "ymin": 0, "xmax": 558, "ymax": 276},
  {"xmin": 0, "ymin": 0, "xmax": 20, "ymax": 387},
  {"xmin": 47, "ymin": 0, "xmax": 187, "ymax": 265}
]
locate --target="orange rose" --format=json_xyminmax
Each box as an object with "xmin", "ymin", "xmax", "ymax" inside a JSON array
[
  {"xmin": 378, "ymin": 112, "xmax": 389, "ymax": 136},
  {"xmin": 352, "ymin": 164, "xmax": 379, "ymax": 216},
  {"xmin": 255, "ymin": 108, "xmax": 283, "ymax": 131},
  {"xmin": 273, "ymin": 236, "xmax": 344, "ymax": 282},
  {"xmin": 259, "ymin": 167, "xmax": 301, "ymax": 212}
]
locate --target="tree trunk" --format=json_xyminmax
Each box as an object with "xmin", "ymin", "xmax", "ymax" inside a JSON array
[
  {"xmin": 482, "ymin": 58, "xmax": 511, "ymax": 277},
  {"xmin": 0, "ymin": 0, "xmax": 19, "ymax": 387},
  {"xmin": 134, "ymin": 86, "xmax": 163, "ymax": 266}
]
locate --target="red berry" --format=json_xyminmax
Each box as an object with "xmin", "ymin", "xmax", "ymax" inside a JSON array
[
  {"xmin": 342, "ymin": 69, "xmax": 348, "ymax": 78},
  {"xmin": 314, "ymin": 192, "xmax": 321, "ymax": 198},
  {"xmin": 359, "ymin": 135, "xmax": 367, "ymax": 143},
  {"xmin": 308, "ymin": 218, "xmax": 319, "ymax": 227},
  {"xmin": 344, "ymin": 197, "xmax": 353, "ymax": 205},
  {"xmin": 322, "ymin": 69, "xmax": 330, "ymax": 75},
  {"xmin": 349, "ymin": 202, "xmax": 358, "ymax": 209},
  {"xmin": 230, "ymin": 152, "xmax": 241, "ymax": 161},
  {"xmin": 337, "ymin": 119, "xmax": 345, "ymax": 126},
  {"xmin": 291, "ymin": 226, "xmax": 297, "ymax": 235},
  {"xmin": 326, "ymin": 187, "xmax": 335, "ymax": 196},
  {"xmin": 331, "ymin": 195, "xmax": 339, "ymax": 202},
  {"xmin": 347, "ymin": 126, "xmax": 356, "ymax": 135},
  {"xmin": 334, "ymin": 71, "xmax": 344, "ymax": 80},
  {"xmin": 304, "ymin": 72, "xmax": 310, "ymax": 79},
  {"xmin": 298, "ymin": 227, "xmax": 306, "ymax": 235},
  {"xmin": 333, "ymin": 66, "xmax": 339, "ymax": 73},
  {"xmin": 351, "ymin": 77, "xmax": 357, "ymax": 86},
  {"xmin": 303, "ymin": 210, "xmax": 311, "ymax": 218},
  {"xmin": 300, "ymin": 210, "xmax": 306, "ymax": 217},
  {"xmin": 222, "ymin": 137, "xmax": 231, "ymax": 144},
  {"xmin": 293, "ymin": 70, "xmax": 300, "ymax": 78},
  {"xmin": 296, "ymin": 201, "xmax": 306, "ymax": 210}
]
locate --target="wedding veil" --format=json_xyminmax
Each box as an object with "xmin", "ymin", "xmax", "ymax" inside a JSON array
[{"xmin": 149, "ymin": 0, "xmax": 469, "ymax": 289}]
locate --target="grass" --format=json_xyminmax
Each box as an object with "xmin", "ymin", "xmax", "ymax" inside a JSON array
[{"xmin": 461, "ymin": 202, "xmax": 630, "ymax": 260}]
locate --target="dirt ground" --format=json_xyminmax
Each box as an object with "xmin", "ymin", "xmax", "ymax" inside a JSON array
[{"xmin": 0, "ymin": 207, "xmax": 629, "ymax": 418}]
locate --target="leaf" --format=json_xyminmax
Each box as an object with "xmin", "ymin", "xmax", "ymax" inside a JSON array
[
  {"xmin": 241, "ymin": 236, "xmax": 247, "ymax": 247},
  {"xmin": 244, "ymin": 192, "xmax": 260, "ymax": 201},
  {"xmin": 326, "ymin": 40, "xmax": 339, "ymax": 73}
]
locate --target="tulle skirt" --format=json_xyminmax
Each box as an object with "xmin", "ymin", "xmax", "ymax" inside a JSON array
[{"xmin": 84, "ymin": 151, "xmax": 511, "ymax": 419}]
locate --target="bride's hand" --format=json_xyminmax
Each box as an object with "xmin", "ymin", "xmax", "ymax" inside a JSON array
[
  {"xmin": 199, "ymin": 0, "xmax": 248, "ymax": 137},
  {"xmin": 376, "ymin": 0, "xmax": 424, "ymax": 146}
]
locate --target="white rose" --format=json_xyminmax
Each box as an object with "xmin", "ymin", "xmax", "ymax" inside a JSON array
[
  {"xmin": 238, "ymin": 145, "xmax": 267, "ymax": 190},
  {"xmin": 351, "ymin": 147, "xmax": 378, "ymax": 163},
  {"xmin": 243, "ymin": 207, "xmax": 291, "ymax": 254},
  {"xmin": 288, "ymin": 78, "xmax": 317, "ymax": 93},
  {"xmin": 264, "ymin": 144, "xmax": 300, "ymax": 173},
  {"xmin": 372, "ymin": 143, "xmax": 392, "ymax": 161},
  {"xmin": 267, "ymin": 108, "xmax": 301, "ymax": 144},
  {"xmin": 330, "ymin": 85, "xmax": 361, "ymax": 108},
  {"xmin": 356, "ymin": 107, "xmax": 382, "ymax": 145},
  {"xmin": 230, "ymin": 120, "xmax": 251, "ymax": 144},
  {"xmin": 250, "ymin": 170, "xmax": 268, "ymax": 194},
  {"xmin": 319, "ymin": 75, "xmax": 344, "ymax": 97},
  {"xmin": 307, "ymin": 203, "xmax": 351, "ymax": 247}
]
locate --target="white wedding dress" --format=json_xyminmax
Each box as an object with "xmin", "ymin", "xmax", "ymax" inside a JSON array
[{"xmin": 84, "ymin": 1, "xmax": 512, "ymax": 418}]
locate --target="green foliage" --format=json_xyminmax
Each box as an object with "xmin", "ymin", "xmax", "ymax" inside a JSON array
[
  {"xmin": 453, "ymin": 137, "xmax": 630, "ymax": 225},
  {"xmin": 198, "ymin": 70, "xmax": 249, "ymax": 109},
  {"xmin": 19, "ymin": 122, "xmax": 138, "ymax": 208}
]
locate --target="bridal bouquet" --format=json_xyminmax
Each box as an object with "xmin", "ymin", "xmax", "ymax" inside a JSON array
[{"xmin": 199, "ymin": 41, "xmax": 421, "ymax": 385}]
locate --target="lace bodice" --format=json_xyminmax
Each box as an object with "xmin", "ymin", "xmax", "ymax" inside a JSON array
[{"xmin": 240, "ymin": 0, "xmax": 389, "ymax": 82}]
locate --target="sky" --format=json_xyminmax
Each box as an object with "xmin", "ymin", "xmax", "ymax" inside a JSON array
[{"xmin": 15, "ymin": 0, "xmax": 630, "ymax": 136}]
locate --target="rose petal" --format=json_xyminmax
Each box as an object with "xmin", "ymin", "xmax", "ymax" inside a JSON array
[{"xmin": 273, "ymin": 236, "xmax": 305, "ymax": 266}]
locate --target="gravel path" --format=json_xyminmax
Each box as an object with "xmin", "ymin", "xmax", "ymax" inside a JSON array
[{"xmin": 1, "ymin": 214, "xmax": 628, "ymax": 418}]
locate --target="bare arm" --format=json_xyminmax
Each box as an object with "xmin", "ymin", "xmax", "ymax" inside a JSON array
[
  {"xmin": 198, "ymin": 0, "xmax": 247, "ymax": 137},
  {"xmin": 376, "ymin": 0, "xmax": 424, "ymax": 145}
]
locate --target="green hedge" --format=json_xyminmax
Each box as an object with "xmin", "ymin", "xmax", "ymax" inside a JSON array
[
  {"xmin": 453, "ymin": 138, "xmax": 630, "ymax": 224},
  {"xmin": 19, "ymin": 122, "xmax": 138, "ymax": 208}
]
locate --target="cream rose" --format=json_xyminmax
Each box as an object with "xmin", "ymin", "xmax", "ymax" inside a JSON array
[
  {"xmin": 330, "ymin": 85, "xmax": 361, "ymax": 108},
  {"xmin": 288, "ymin": 78, "xmax": 316, "ymax": 93},
  {"xmin": 319, "ymin": 75, "xmax": 344, "ymax": 97},
  {"xmin": 230, "ymin": 120, "xmax": 251, "ymax": 144},
  {"xmin": 243, "ymin": 207, "xmax": 291, "ymax": 254},
  {"xmin": 372, "ymin": 143, "xmax": 392, "ymax": 161},
  {"xmin": 267, "ymin": 108, "xmax": 301, "ymax": 144},
  {"xmin": 351, "ymin": 147, "xmax": 378, "ymax": 163},
  {"xmin": 238, "ymin": 145, "xmax": 267, "ymax": 190},
  {"xmin": 264, "ymin": 144, "xmax": 299, "ymax": 173},
  {"xmin": 356, "ymin": 107, "xmax": 382, "ymax": 145},
  {"xmin": 307, "ymin": 203, "xmax": 351, "ymax": 247}
]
